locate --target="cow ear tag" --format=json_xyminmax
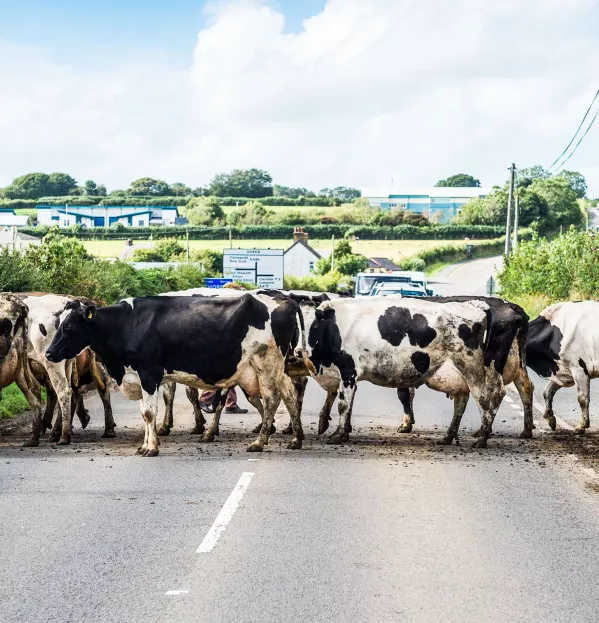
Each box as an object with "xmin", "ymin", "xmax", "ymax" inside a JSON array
[{"xmin": 87, "ymin": 310, "xmax": 93, "ymax": 319}]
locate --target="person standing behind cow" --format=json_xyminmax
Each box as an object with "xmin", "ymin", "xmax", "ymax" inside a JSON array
[{"xmin": 199, "ymin": 281, "xmax": 249, "ymax": 414}]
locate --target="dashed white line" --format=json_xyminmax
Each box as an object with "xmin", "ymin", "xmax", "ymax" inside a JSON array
[
  {"xmin": 247, "ymin": 458, "xmax": 260, "ymax": 462},
  {"xmin": 165, "ymin": 591, "xmax": 189, "ymax": 596},
  {"xmin": 196, "ymin": 472, "xmax": 254, "ymax": 554},
  {"xmin": 506, "ymin": 389, "xmax": 575, "ymax": 431}
]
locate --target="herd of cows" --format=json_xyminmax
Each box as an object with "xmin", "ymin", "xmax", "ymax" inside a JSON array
[{"xmin": 0, "ymin": 286, "xmax": 595, "ymax": 456}]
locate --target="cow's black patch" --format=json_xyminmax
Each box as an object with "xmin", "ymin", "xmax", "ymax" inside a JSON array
[
  {"xmin": 377, "ymin": 307, "xmax": 437, "ymax": 348},
  {"xmin": 0, "ymin": 318, "xmax": 13, "ymax": 337},
  {"xmin": 308, "ymin": 308, "xmax": 357, "ymax": 388},
  {"xmin": 458, "ymin": 322, "xmax": 485, "ymax": 350},
  {"xmin": 39, "ymin": 323, "xmax": 47, "ymax": 337},
  {"xmin": 269, "ymin": 297, "xmax": 300, "ymax": 356},
  {"xmin": 526, "ymin": 316, "xmax": 563, "ymax": 378},
  {"xmin": 579, "ymin": 358, "xmax": 589, "ymax": 376},
  {"xmin": 411, "ymin": 351, "xmax": 430, "ymax": 373}
]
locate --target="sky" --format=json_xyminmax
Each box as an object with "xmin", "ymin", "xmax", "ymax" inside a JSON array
[{"xmin": 0, "ymin": 0, "xmax": 598, "ymax": 194}]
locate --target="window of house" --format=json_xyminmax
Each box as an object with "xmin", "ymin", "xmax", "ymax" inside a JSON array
[
  {"xmin": 309, "ymin": 261, "xmax": 314, "ymax": 272},
  {"xmin": 138, "ymin": 220, "xmax": 144, "ymax": 227}
]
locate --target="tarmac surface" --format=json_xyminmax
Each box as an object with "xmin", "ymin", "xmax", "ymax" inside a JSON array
[{"xmin": 2, "ymin": 256, "xmax": 599, "ymax": 623}]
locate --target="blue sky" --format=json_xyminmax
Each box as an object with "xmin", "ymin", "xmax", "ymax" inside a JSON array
[{"xmin": 0, "ymin": 0, "xmax": 326, "ymax": 67}]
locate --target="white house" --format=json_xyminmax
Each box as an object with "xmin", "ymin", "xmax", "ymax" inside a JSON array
[
  {"xmin": 0, "ymin": 208, "xmax": 29, "ymax": 227},
  {"xmin": 36, "ymin": 204, "xmax": 180, "ymax": 228},
  {"xmin": 284, "ymin": 239, "xmax": 321, "ymax": 277},
  {"xmin": 0, "ymin": 227, "xmax": 41, "ymax": 252}
]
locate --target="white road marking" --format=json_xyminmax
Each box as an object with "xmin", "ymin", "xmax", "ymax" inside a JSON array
[
  {"xmin": 247, "ymin": 458, "xmax": 260, "ymax": 462},
  {"xmin": 196, "ymin": 472, "xmax": 254, "ymax": 554},
  {"xmin": 507, "ymin": 389, "xmax": 575, "ymax": 431},
  {"xmin": 165, "ymin": 591, "xmax": 189, "ymax": 596}
]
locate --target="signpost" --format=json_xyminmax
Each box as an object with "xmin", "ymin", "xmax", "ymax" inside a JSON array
[
  {"xmin": 223, "ymin": 249, "xmax": 284, "ymax": 288},
  {"xmin": 204, "ymin": 278, "xmax": 233, "ymax": 289}
]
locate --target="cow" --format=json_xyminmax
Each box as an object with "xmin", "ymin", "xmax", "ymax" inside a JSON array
[
  {"xmin": 396, "ymin": 296, "xmax": 533, "ymax": 444},
  {"xmin": 0, "ymin": 294, "xmax": 43, "ymax": 447},
  {"xmin": 526, "ymin": 301, "xmax": 599, "ymax": 434},
  {"xmin": 46, "ymin": 293, "xmax": 312, "ymax": 456},
  {"xmin": 300, "ymin": 296, "xmax": 506, "ymax": 448},
  {"xmin": 21, "ymin": 294, "xmax": 115, "ymax": 445},
  {"xmin": 156, "ymin": 288, "xmax": 341, "ymax": 439}
]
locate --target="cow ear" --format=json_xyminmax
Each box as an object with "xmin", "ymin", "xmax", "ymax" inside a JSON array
[
  {"xmin": 322, "ymin": 308, "xmax": 336, "ymax": 320},
  {"xmin": 65, "ymin": 301, "xmax": 80, "ymax": 311},
  {"xmin": 83, "ymin": 305, "xmax": 96, "ymax": 321}
]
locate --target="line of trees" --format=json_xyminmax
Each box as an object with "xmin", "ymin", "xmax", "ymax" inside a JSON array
[{"xmin": 1, "ymin": 169, "xmax": 361, "ymax": 203}]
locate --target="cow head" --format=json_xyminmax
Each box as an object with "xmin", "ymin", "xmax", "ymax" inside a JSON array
[{"xmin": 46, "ymin": 301, "xmax": 96, "ymax": 363}]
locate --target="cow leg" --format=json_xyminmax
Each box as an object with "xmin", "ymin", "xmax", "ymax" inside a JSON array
[
  {"xmin": 542, "ymin": 380, "xmax": 561, "ymax": 431},
  {"xmin": 469, "ymin": 376, "xmax": 505, "ymax": 449},
  {"xmin": 247, "ymin": 379, "xmax": 282, "ymax": 453},
  {"xmin": 438, "ymin": 392, "xmax": 469, "ymax": 445},
  {"xmin": 573, "ymin": 369, "xmax": 591, "ymax": 434},
  {"xmin": 42, "ymin": 383, "xmax": 58, "ymax": 434},
  {"xmin": 46, "ymin": 366, "xmax": 74, "ymax": 446},
  {"xmin": 327, "ymin": 384, "xmax": 357, "ymax": 444},
  {"xmin": 279, "ymin": 376, "xmax": 305, "ymax": 449},
  {"xmin": 513, "ymin": 369, "xmax": 535, "ymax": 438},
  {"xmin": 75, "ymin": 395, "xmax": 90, "ymax": 430},
  {"xmin": 158, "ymin": 382, "xmax": 176, "ymax": 436},
  {"xmin": 318, "ymin": 390, "xmax": 337, "ymax": 436},
  {"xmin": 17, "ymin": 369, "xmax": 43, "ymax": 448},
  {"xmin": 244, "ymin": 393, "xmax": 273, "ymax": 435},
  {"xmin": 281, "ymin": 377, "xmax": 307, "ymax": 435},
  {"xmin": 138, "ymin": 390, "xmax": 160, "ymax": 457},
  {"xmin": 203, "ymin": 390, "xmax": 228, "ymax": 442},
  {"xmin": 98, "ymin": 382, "xmax": 116, "ymax": 438},
  {"xmin": 397, "ymin": 388, "xmax": 415, "ymax": 433},
  {"xmin": 187, "ymin": 387, "xmax": 206, "ymax": 435}
]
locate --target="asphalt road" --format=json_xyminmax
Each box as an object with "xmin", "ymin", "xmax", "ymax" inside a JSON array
[{"xmin": 3, "ymin": 257, "xmax": 599, "ymax": 623}]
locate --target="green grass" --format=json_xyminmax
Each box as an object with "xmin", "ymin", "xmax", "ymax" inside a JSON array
[
  {"xmin": 83, "ymin": 238, "xmax": 494, "ymax": 262},
  {"xmin": 0, "ymin": 383, "xmax": 47, "ymax": 419}
]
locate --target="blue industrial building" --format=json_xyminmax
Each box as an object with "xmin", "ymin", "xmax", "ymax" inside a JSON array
[
  {"xmin": 361, "ymin": 187, "xmax": 490, "ymax": 223},
  {"xmin": 36, "ymin": 205, "xmax": 179, "ymax": 228}
]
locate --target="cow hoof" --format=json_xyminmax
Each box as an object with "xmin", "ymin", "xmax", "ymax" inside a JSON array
[
  {"xmin": 48, "ymin": 432, "xmax": 60, "ymax": 443},
  {"xmin": 318, "ymin": 420, "xmax": 330, "ymax": 435},
  {"xmin": 287, "ymin": 439, "xmax": 303, "ymax": 450},
  {"xmin": 57, "ymin": 436, "xmax": 71, "ymax": 446},
  {"xmin": 102, "ymin": 431, "xmax": 116, "ymax": 439},
  {"xmin": 472, "ymin": 438, "xmax": 488, "ymax": 449},
  {"xmin": 137, "ymin": 446, "xmax": 146, "ymax": 455},
  {"xmin": 437, "ymin": 436, "xmax": 453, "ymax": 445},
  {"xmin": 143, "ymin": 448, "xmax": 159, "ymax": 457},
  {"xmin": 190, "ymin": 426, "xmax": 205, "ymax": 435},
  {"xmin": 246, "ymin": 443, "xmax": 263, "ymax": 452},
  {"xmin": 281, "ymin": 424, "xmax": 293, "ymax": 435},
  {"xmin": 574, "ymin": 427, "xmax": 586, "ymax": 435},
  {"xmin": 202, "ymin": 433, "xmax": 215, "ymax": 443},
  {"xmin": 545, "ymin": 415, "xmax": 557, "ymax": 431},
  {"xmin": 519, "ymin": 429, "xmax": 533, "ymax": 439},
  {"xmin": 398, "ymin": 424, "xmax": 413, "ymax": 434},
  {"xmin": 79, "ymin": 411, "xmax": 91, "ymax": 429},
  {"xmin": 156, "ymin": 426, "xmax": 171, "ymax": 437},
  {"xmin": 326, "ymin": 432, "xmax": 348, "ymax": 445},
  {"xmin": 21, "ymin": 439, "xmax": 40, "ymax": 448}
]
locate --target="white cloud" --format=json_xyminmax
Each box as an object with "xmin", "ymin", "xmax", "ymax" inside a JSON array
[{"xmin": 1, "ymin": 0, "xmax": 599, "ymax": 192}]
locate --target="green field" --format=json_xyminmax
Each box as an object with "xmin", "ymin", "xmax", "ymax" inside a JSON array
[{"xmin": 84, "ymin": 238, "xmax": 492, "ymax": 263}]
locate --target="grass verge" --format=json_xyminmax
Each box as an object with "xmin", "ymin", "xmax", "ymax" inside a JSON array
[{"xmin": 0, "ymin": 383, "xmax": 46, "ymax": 419}]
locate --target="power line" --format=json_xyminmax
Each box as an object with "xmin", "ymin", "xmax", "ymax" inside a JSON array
[
  {"xmin": 553, "ymin": 105, "xmax": 599, "ymax": 172},
  {"xmin": 548, "ymin": 88, "xmax": 599, "ymax": 172}
]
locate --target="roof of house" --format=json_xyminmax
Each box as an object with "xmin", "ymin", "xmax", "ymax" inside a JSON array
[
  {"xmin": 0, "ymin": 215, "xmax": 29, "ymax": 227},
  {"xmin": 368, "ymin": 257, "xmax": 402, "ymax": 271},
  {"xmin": 284, "ymin": 239, "xmax": 322, "ymax": 259},
  {"xmin": 362, "ymin": 187, "xmax": 491, "ymax": 199}
]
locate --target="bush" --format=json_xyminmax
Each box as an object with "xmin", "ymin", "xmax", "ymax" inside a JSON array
[
  {"xmin": 132, "ymin": 238, "xmax": 185, "ymax": 262},
  {"xmin": 186, "ymin": 197, "xmax": 226, "ymax": 226}
]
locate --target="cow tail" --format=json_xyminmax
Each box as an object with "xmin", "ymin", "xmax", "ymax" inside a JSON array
[
  {"xmin": 482, "ymin": 307, "xmax": 493, "ymax": 355},
  {"xmin": 20, "ymin": 307, "xmax": 33, "ymax": 389},
  {"xmin": 296, "ymin": 305, "xmax": 316, "ymax": 375}
]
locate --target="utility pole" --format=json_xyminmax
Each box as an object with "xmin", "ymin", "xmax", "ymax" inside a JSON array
[
  {"xmin": 505, "ymin": 163, "xmax": 516, "ymax": 256},
  {"xmin": 512, "ymin": 190, "xmax": 520, "ymax": 251},
  {"xmin": 186, "ymin": 227, "xmax": 190, "ymax": 263},
  {"xmin": 331, "ymin": 235, "xmax": 335, "ymax": 272}
]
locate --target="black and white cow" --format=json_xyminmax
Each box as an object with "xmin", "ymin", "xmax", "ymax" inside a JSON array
[
  {"xmin": 301, "ymin": 296, "xmax": 506, "ymax": 448},
  {"xmin": 396, "ymin": 296, "xmax": 533, "ymax": 444},
  {"xmin": 46, "ymin": 293, "xmax": 311, "ymax": 456},
  {"xmin": 526, "ymin": 301, "xmax": 599, "ymax": 434}
]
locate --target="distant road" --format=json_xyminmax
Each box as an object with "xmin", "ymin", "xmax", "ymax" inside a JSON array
[{"xmin": 432, "ymin": 255, "xmax": 503, "ymax": 296}]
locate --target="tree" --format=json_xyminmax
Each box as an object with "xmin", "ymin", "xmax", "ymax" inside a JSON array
[
  {"xmin": 207, "ymin": 169, "xmax": 273, "ymax": 198},
  {"xmin": 530, "ymin": 177, "xmax": 582, "ymax": 228},
  {"xmin": 3, "ymin": 172, "xmax": 76, "ymax": 199},
  {"xmin": 186, "ymin": 196, "xmax": 226, "ymax": 226},
  {"xmin": 316, "ymin": 239, "xmax": 368, "ymax": 276},
  {"xmin": 171, "ymin": 182, "xmax": 192, "ymax": 197},
  {"xmin": 319, "ymin": 187, "xmax": 361, "ymax": 201},
  {"xmin": 435, "ymin": 174, "xmax": 481, "ymax": 187},
  {"xmin": 128, "ymin": 177, "xmax": 172, "ymax": 196},
  {"xmin": 84, "ymin": 180, "xmax": 97, "ymax": 195},
  {"xmin": 517, "ymin": 165, "xmax": 551, "ymax": 188},
  {"xmin": 96, "ymin": 184, "xmax": 107, "ymax": 197},
  {"xmin": 273, "ymin": 185, "xmax": 315, "ymax": 198},
  {"xmin": 556, "ymin": 170, "xmax": 587, "ymax": 199}
]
